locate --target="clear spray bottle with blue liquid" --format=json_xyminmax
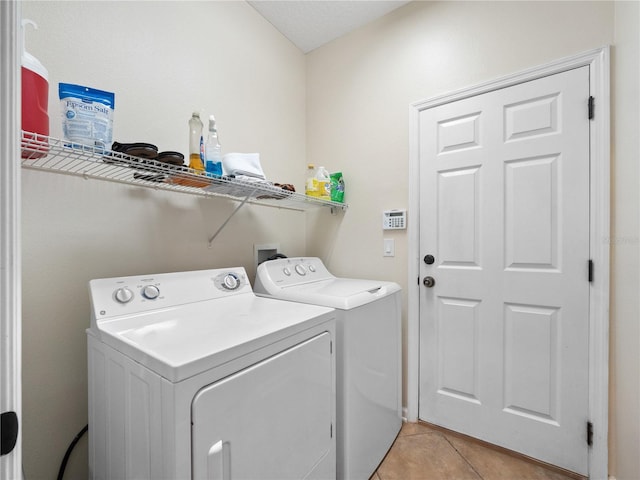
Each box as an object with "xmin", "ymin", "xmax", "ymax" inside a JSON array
[{"xmin": 205, "ymin": 115, "xmax": 223, "ymax": 177}]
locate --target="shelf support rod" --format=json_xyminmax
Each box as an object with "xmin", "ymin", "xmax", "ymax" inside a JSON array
[{"xmin": 208, "ymin": 188, "xmax": 258, "ymax": 247}]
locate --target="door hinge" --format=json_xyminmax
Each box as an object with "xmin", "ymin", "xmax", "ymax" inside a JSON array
[
  {"xmin": 588, "ymin": 259, "xmax": 594, "ymax": 283},
  {"xmin": 588, "ymin": 96, "xmax": 595, "ymax": 120},
  {"xmin": 330, "ymin": 340, "xmax": 333, "ymax": 354},
  {"xmin": 1, "ymin": 411, "xmax": 19, "ymax": 455},
  {"xmin": 587, "ymin": 421, "xmax": 593, "ymax": 447},
  {"xmin": 330, "ymin": 423, "xmax": 333, "ymax": 438},
  {"xmin": 417, "ymin": 276, "xmax": 420, "ymax": 286}
]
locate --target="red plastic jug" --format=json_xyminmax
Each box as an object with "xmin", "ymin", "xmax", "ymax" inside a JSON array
[{"xmin": 21, "ymin": 20, "xmax": 49, "ymax": 159}]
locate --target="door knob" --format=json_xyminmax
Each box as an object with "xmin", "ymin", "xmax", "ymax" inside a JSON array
[{"xmin": 423, "ymin": 276, "xmax": 435, "ymax": 288}]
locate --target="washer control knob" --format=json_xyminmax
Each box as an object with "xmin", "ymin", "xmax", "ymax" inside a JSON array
[
  {"xmin": 223, "ymin": 273, "xmax": 240, "ymax": 290},
  {"xmin": 283, "ymin": 267, "xmax": 291, "ymax": 276},
  {"xmin": 114, "ymin": 287, "xmax": 134, "ymax": 304},
  {"xmin": 142, "ymin": 285, "xmax": 160, "ymax": 300},
  {"xmin": 295, "ymin": 264, "xmax": 307, "ymax": 276},
  {"xmin": 308, "ymin": 265, "xmax": 316, "ymax": 272}
]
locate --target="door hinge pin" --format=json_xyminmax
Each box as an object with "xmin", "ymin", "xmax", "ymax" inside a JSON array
[
  {"xmin": 588, "ymin": 259, "xmax": 594, "ymax": 283},
  {"xmin": 588, "ymin": 96, "xmax": 595, "ymax": 120},
  {"xmin": 587, "ymin": 421, "xmax": 593, "ymax": 446}
]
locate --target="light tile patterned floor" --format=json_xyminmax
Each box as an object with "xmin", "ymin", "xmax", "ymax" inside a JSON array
[{"xmin": 370, "ymin": 423, "xmax": 582, "ymax": 480}]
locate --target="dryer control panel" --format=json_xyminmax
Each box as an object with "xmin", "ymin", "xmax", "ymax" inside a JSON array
[{"xmin": 89, "ymin": 267, "xmax": 251, "ymax": 323}]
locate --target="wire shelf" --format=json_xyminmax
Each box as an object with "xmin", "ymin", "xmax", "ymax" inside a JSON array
[{"xmin": 20, "ymin": 132, "xmax": 348, "ymax": 213}]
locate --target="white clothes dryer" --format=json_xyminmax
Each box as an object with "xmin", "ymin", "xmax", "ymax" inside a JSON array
[
  {"xmin": 87, "ymin": 267, "xmax": 337, "ymax": 480},
  {"xmin": 254, "ymin": 257, "xmax": 402, "ymax": 480}
]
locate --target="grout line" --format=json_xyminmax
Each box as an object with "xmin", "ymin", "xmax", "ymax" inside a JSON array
[{"xmin": 441, "ymin": 434, "xmax": 486, "ymax": 480}]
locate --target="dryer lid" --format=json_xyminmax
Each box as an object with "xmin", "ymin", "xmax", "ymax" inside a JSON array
[{"xmin": 264, "ymin": 278, "xmax": 401, "ymax": 310}]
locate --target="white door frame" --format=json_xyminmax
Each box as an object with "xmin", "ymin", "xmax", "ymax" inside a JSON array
[
  {"xmin": 0, "ymin": 1, "xmax": 22, "ymax": 479},
  {"xmin": 407, "ymin": 47, "xmax": 610, "ymax": 478}
]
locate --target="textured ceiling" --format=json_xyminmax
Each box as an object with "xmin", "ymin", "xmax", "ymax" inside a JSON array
[{"xmin": 248, "ymin": 1, "xmax": 411, "ymax": 53}]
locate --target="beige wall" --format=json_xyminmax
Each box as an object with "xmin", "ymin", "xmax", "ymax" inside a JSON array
[
  {"xmin": 306, "ymin": 1, "xmax": 637, "ymax": 479},
  {"xmin": 19, "ymin": 1, "xmax": 639, "ymax": 479},
  {"xmin": 20, "ymin": 2, "xmax": 307, "ymax": 478},
  {"xmin": 611, "ymin": 1, "xmax": 640, "ymax": 478}
]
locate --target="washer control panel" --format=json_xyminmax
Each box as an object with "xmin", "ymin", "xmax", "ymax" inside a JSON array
[
  {"xmin": 90, "ymin": 267, "xmax": 251, "ymax": 321},
  {"xmin": 256, "ymin": 257, "xmax": 334, "ymax": 288}
]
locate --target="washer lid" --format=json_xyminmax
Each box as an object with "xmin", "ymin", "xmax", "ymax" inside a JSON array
[
  {"xmin": 262, "ymin": 277, "xmax": 401, "ymax": 310},
  {"xmin": 89, "ymin": 295, "xmax": 334, "ymax": 383}
]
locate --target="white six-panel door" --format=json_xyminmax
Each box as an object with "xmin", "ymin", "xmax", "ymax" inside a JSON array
[{"xmin": 419, "ymin": 66, "xmax": 590, "ymax": 474}]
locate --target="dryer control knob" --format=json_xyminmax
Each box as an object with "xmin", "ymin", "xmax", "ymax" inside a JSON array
[
  {"xmin": 283, "ymin": 267, "xmax": 291, "ymax": 276},
  {"xmin": 142, "ymin": 285, "xmax": 160, "ymax": 300},
  {"xmin": 222, "ymin": 273, "xmax": 240, "ymax": 290},
  {"xmin": 114, "ymin": 287, "xmax": 134, "ymax": 304},
  {"xmin": 295, "ymin": 264, "xmax": 307, "ymax": 276},
  {"xmin": 308, "ymin": 265, "xmax": 316, "ymax": 272}
]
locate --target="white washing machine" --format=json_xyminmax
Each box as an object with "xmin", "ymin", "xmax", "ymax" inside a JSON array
[
  {"xmin": 254, "ymin": 257, "xmax": 402, "ymax": 480},
  {"xmin": 87, "ymin": 267, "xmax": 337, "ymax": 480}
]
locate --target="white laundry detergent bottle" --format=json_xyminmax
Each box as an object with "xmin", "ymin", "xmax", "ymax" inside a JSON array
[
  {"xmin": 305, "ymin": 165, "xmax": 330, "ymax": 200},
  {"xmin": 21, "ymin": 19, "xmax": 49, "ymax": 159}
]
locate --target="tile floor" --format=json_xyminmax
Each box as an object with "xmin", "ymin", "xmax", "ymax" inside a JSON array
[{"xmin": 370, "ymin": 422, "xmax": 582, "ymax": 480}]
